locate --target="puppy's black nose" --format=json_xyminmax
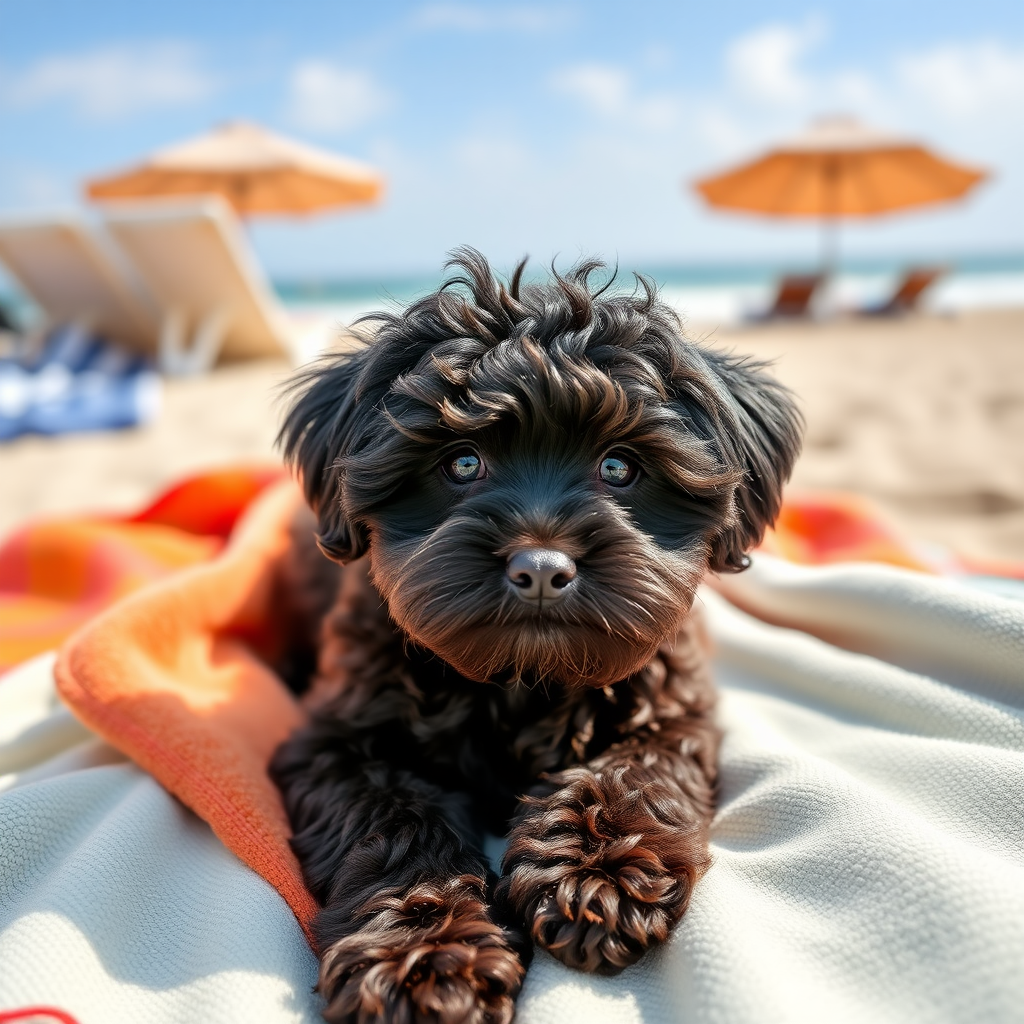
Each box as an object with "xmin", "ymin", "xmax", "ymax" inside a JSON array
[{"xmin": 506, "ymin": 549, "xmax": 577, "ymax": 606}]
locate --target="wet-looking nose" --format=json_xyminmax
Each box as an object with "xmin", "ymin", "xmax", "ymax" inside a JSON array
[{"xmin": 506, "ymin": 549, "xmax": 577, "ymax": 606}]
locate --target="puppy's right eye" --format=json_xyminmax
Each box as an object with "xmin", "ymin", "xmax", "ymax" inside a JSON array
[
  {"xmin": 444, "ymin": 449, "xmax": 485, "ymax": 484},
  {"xmin": 599, "ymin": 452, "xmax": 638, "ymax": 487}
]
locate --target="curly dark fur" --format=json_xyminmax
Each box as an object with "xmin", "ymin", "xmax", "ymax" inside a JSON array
[{"xmin": 270, "ymin": 250, "xmax": 802, "ymax": 1022}]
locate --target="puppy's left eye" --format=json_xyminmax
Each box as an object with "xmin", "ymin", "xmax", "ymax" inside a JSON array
[
  {"xmin": 599, "ymin": 452, "xmax": 638, "ymax": 487},
  {"xmin": 444, "ymin": 449, "xmax": 485, "ymax": 483}
]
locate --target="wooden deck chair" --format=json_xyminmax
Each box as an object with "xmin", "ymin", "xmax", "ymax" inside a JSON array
[
  {"xmin": 746, "ymin": 273, "xmax": 824, "ymax": 322},
  {"xmin": 100, "ymin": 197, "xmax": 296, "ymax": 374},
  {"xmin": 860, "ymin": 267, "xmax": 946, "ymax": 316},
  {"xmin": 0, "ymin": 214, "xmax": 158, "ymax": 351},
  {"xmin": 766, "ymin": 274, "xmax": 824, "ymax": 318}
]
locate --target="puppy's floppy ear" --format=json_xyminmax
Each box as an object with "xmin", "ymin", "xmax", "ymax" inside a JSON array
[
  {"xmin": 700, "ymin": 350, "xmax": 803, "ymax": 573},
  {"xmin": 278, "ymin": 346, "xmax": 372, "ymax": 563}
]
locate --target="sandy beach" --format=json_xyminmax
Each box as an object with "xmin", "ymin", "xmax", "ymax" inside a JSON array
[{"xmin": 2, "ymin": 307, "xmax": 1022, "ymax": 564}]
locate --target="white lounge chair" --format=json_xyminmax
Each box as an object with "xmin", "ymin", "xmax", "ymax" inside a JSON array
[
  {"xmin": 0, "ymin": 214, "xmax": 158, "ymax": 352},
  {"xmin": 99, "ymin": 197, "xmax": 297, "ymax": 374}
]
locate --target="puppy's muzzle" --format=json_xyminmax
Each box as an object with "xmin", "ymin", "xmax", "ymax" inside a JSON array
[{"xmin": 506, "ymin": 548, "xmax": 577, "ymax": 608}]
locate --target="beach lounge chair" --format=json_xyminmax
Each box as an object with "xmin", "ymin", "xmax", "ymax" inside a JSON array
[
  {"xmin": 859, "ymin": 266, "xmax": 946, "ymax": 316},
  {"xmin": 99, "ymin": 197, "xmax": 296, "ymax": 374},
  {"xmin": 749, "ymin": 273, "xmax": 824, "ymax": 321},
  {"xmin": 0, "ymin": 214, "xmax": 158, "ymax": 351}
]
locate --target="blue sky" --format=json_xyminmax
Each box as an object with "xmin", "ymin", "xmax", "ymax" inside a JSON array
[{"xmin": 1, "ymin": 0, "xmax": 1022, "ymax": 277}]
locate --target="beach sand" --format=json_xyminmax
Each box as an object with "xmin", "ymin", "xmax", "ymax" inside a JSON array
[
  {"xmin": 2, "ymin": 307, "xmax": 1022, "ymax": 563},
  {"xmin": 713, "ymin": 307, "xmax": 1024, "ymax": 564}
]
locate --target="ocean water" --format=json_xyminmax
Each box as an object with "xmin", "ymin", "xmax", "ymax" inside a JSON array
[
  {"xmin": 275, "ymin": 252, "xmax": 1024, "ymax": 330},
  {"xmin": 2, "ymin": 253, "xmax": 1021, "ymax": 341}
]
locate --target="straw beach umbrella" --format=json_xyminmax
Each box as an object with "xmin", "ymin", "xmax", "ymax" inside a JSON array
[
  {"xmin": 85, "ymin": 121, "xmax": 383, "ymax": 217},
  {"xmin": 692, "ymin": 116, "xmax": 988, "ymax": 275}
]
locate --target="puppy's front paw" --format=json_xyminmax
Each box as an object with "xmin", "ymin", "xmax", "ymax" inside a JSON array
[
  {"xmin": 317, "ymin": 878, "xmax": 523, "ymax": 1024},
  {"xmin": 496, "ymin": 767, "xmax": 709, "ymax": 974}
]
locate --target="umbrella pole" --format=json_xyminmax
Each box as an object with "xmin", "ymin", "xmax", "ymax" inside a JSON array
[
  {"xmin": 820, "ymin": 155, "xmax": 840, "ymax": 281},
  {"xmin": 821, "ymin": 215, "xmax": 838, "ymax": 279}
]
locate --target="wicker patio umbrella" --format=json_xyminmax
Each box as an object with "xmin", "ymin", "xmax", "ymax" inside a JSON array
[
  {"xmin": 85, "ymin": 121, "xmax": 383, "ymax": 217},
  {"xmin": 692, "ymin": 116, "xmax": 988, "ymax": 273}
]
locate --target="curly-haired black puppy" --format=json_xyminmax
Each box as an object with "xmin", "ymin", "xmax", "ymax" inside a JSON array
[{"xmin": 270, "ymin": 249, "xmax": 802, "ymax": 1023}]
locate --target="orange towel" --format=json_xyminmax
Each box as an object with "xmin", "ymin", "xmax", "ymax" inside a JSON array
[{"xmin": 55, "ymin": 478, "xmax": 319, "ymax": 938}]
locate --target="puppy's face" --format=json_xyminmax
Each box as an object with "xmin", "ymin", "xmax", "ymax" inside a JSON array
[
  {"xmin": 282, "ymin": 253, "xmax": 802, "ymax": 687},
  {"xmin": 363, "ymin": 338, "xmax": 722, "ymax": 687}
]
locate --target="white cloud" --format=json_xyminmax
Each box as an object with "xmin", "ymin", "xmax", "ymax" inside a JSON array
[
  {"xmin": 706, "ymin": 21, "xmax": 1024, "ymax": 156},
  {"xmin": 286, "ymin": 61, "xmax": 391, "ymax": 135},
  {"xmin": 725, "ymin": 19, "xmax": 824, "ymax": 105},
  {"xmin": 412, "ymin": 4, "xmax": 571, "ymax": 33},
  {"xmin": 897, "ymin": 41, "xmax": 1024, "ymax": 117},
  {"xmin": 4, "ymin": 42, "xmax": 213, "ymax": 120},
  {"xmin": 550, "ymin": 63, "xmax": 680, "ymax": 130},
  {"xmin": 552, "ymin": 64, "xmax": 630, "ymax": 117}
]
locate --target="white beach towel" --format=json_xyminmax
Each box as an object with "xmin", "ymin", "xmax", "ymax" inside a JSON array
[{"xmin": 1, "ymin": 556, "xmax": 1022, "ymax": 1023}]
